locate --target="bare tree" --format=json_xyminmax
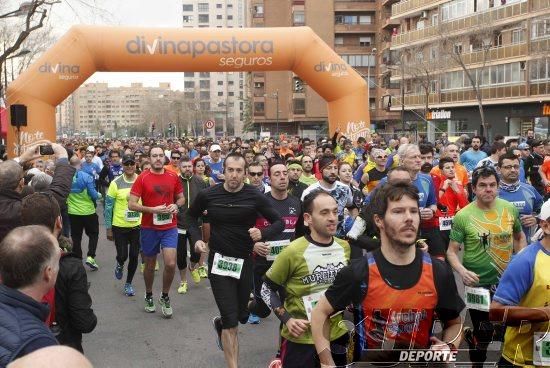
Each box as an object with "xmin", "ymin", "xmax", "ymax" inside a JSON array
[
  {"xmin": 437, "ymin": 12, "xmax": 500, "ymax": 135},
  {"xmin": 405, "ymin": 46, "xmax": 442, "ymax": 120}
]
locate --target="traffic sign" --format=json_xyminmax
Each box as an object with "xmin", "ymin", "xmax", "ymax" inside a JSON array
[{"xmin": 204, "ymin": 120, "xmax": 215, "ymax": 130}]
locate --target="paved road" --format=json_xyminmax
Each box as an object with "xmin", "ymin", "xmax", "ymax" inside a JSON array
[
  {"xmin": 82, "ymin": 220, "xmax": 502, "ymax": 367},
  {"xmin": 84, "ymin": 221, "xmax": 280, "ymax": 368}
]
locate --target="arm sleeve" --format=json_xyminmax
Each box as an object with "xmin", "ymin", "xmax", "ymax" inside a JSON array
[
  {"xmin": 493, "ymin": 248, "xmax": 535, "ymax": 306},
  {"xmin": 449, "ymin": 212, "xmax": 465, "ymax": 244},
  {"xmin": 47, "ymin": 159, "xmax": 75, "ymax": 208},
  {"xmin": 84, "ymin": 174, "xmax": 100, "ymax": 200},
  {"xmin": 187, "ymin": 190, "xmax": 207, "ymax": 246},
  {"xmin": 324, "ymin": 259, "xmax": 366, "ymax": 311},
  {"xmin": 432, "ymin": 258, "xmax": 465, "ymax": 321},
  {"xmin": 63, "ymin": 262, "xmax": 97, "ymax": 333},
  {"xmin": 533, "ymin": 187, "xmax": 544, "ymax": 214},
  {"xmin": 104, "ymin": 183, "xmax": 116, "ymax": 229},
  {"xmin": 426, "ymin": 177, "xmax": 437, "ymax": 207},
  {"xmin": 129, "ymin": 174, "xmax": 143, "ymax": 198},
  {"xmin": 261, "ymin": 279, "xmax": 292, "ymax": 324},
  {"xmin": 17, "ymin": 336, "xmax": 58, "ymax": 358},
  {"xmin": 256, "ymin": 193, "xmax": 284, "ymax": 240}
]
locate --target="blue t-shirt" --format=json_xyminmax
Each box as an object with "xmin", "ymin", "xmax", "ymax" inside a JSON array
[
  {"xmin": 366, "ymin": 173, "xmax": 436, "ymax": 208},
  {"xmin": 189, "ymin": 149, "xmax": 199, "ymax": 160},
  {"xmin": 81, "ymin": 162, "xmax": 100, "ymax": 179},
  {"xmin": 499, "ymin": 183, "xmax": 543, "ymax": 239},
  {"xmin": 460, "ymin": 150, "xmax": 488, "ymax": 172},
  {"xmin": 204, "ymin": 157, "xmax": 224, "ymax": 184},
  {"xmin": 108, "ymin": 164, "xmax": 123, "ymax": 182}
]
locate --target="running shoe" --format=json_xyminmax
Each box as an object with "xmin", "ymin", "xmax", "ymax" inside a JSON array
[
  {"xmin": 159, "ymin": 295, "xmax": 173, "ymax": 318},
  {"xmin": 114, "ymin": 263, "xmax": 123, "ymax": 280},
  {"xmin": 144, "ymin": 294, "xmax": 155, "ymax": 313},
  {"xmin": 155, "ymin": 260, "xmax": 160, "ymax": 271},
  {"xmin": 248, "ymin": 313, "xmax": 260, "ymax": 324},
  {"xmin": 191, "ymin": 269, "xmax": 201, "ymax": 284},
  {"xmin": 212, "ymin": 316, "xmax": 223, "ymax": 351},
  {"xmin": 463, "ymin": 326, "xmax": 476, "ymax": 349},
  {"xmin": 124, "ymin": 283, "xmax": 135, "ymax": 297},
  {"xmin": 178, "ymin": 282, "xmax": 188, "ymax": 294},
  {"xmin": 140, "ymin": 263, "xmax": 145, "ymax": 273},
  {"xmin": 198, "ymin": 265, "xmax": 208, "ymax": 278},
  {"xmin": 86, "ymin": 256, "xmax": 99, "ymax": 271}
]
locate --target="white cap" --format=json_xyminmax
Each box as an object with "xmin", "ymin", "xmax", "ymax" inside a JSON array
[
  {"xmin": 86, "ymin": 145, "xmax": 95, "ymax": 152},
  {"xmin": 538, "ymin": 200, "xmax": 550, "ymax": 221},
  {"xmin": 210, "ymin": 144, "xmax": 221, "ymax": 152}
]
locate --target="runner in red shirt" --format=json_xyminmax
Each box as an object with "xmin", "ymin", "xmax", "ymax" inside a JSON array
[{"xmin": 129, "ymin": 146, "xmax": 185, "ymax": 318}]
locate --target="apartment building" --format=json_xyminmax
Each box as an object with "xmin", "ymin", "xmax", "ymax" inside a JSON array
[
  {"xmin": 182, "ymin": 0, "xmax": 246, "ymax": 137},
  {"xmin": 248, "ymin": 0, "xmax": 401, "ymax": 138},
  {"xmin": 64, "ymin": 82, "xmax": 181, "ymax": 137},
  {"xmin": 389, "ymin": 0, "xmax": 550, "ymax": 140}
]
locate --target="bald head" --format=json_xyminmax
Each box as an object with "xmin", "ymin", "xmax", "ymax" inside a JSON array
[
  {"xmin": 0, "ymin": 160, "xmax": 23, "ymax": 191},
  {"xmin": 8, "ymin": 346, "xmax": 93, "ymax": 368}
]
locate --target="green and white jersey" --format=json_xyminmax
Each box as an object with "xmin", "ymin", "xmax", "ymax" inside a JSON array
[{"xmin": 265, "ymin": 234, "xmax": 350, "ymax": 344}]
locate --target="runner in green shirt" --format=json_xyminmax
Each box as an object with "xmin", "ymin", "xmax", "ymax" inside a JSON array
[
  {"xmin": 104, "ymin": 155, "xmax": 141, "ymax": 296},
  {"xmin": 261, "ymin": 190, "xmax": 350, "ymax": 368},
  {"xmin": 447, "ymin": 165, "xmax": 526, "ymax": 368}
]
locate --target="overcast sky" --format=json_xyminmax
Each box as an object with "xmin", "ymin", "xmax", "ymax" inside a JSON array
[{"xmin": 49, "ymin": 0, "xmax": 187, "ymax": 89}]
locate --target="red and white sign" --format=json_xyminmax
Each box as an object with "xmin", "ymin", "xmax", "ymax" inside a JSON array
[{"xmin": 204, "ymin": 120, "xmax": 215, "ymax": 129}]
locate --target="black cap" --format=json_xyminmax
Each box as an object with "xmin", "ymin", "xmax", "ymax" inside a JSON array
[
  {"xmin": 122, "ymin": 154, "xmax": 135, "ymax": 164},
  {"xmin": 530, "ymin": 140, "xmax": 543, "ymax": 148}
]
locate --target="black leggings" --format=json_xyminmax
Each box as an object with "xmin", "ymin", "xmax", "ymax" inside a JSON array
[
  {"xmin": 112, "ymin": 226, "xmax": 140, "ymax": 284},
  {"xmin": 69, "ymin": 213, "xmax": 99, "ymax": 259},
  {"xmin": 468, "ymin": 304, "xmax": 504, "ymax": 367},
  {"xmin": 176, "ymin": 231, "xmax": 200, "ymax": 270}
]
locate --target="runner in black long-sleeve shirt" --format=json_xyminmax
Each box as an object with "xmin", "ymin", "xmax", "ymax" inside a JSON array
[{"xmin": 187, "ymin": 153, "xmax": 283, "ymax": 368}]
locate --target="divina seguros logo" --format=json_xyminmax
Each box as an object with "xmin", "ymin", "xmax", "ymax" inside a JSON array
[
  {"xmin": 39, "ymin": 63, "xmax": 80, "ymax": 80},
  {"xmin": 314, "ymin": 61, "xmax": 349, "ymax": 77},
  {"xmin": 126, "ymin": 35, "xmax": 274, "ymax": 69}
]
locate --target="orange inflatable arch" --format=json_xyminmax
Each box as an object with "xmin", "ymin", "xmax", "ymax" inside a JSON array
[{"xmin": 7, "ymin": 25, "xmax": 369, "ymax": 156}]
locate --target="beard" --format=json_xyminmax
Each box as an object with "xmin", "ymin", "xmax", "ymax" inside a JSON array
[
  {"xmin": 383, "ymin": 221, "xmax": 418, "ymax": 250},
  {"xmin": 322, "ymin": 174, "xmax": 337, "ymax": 184},
  {"xmin": 420, "ymin": 162, "xmax": 433, "ymax": 174}
]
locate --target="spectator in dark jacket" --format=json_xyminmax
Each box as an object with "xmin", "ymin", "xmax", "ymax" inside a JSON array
[
  {"xmin": 21, "ymin": 193, "xmax": 97, "ymax": 353},
  {"xmin": 0, "ymin": 226, "xmax": 61, "ymax": 366},
  {"xmin": 0, "ymin": 143, "xmax": 74, "ymax": 242}
]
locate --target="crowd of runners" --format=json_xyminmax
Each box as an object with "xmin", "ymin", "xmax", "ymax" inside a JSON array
[{"xmin": 0, "ymin": 129, "xmax": 549, "ymax": 368}]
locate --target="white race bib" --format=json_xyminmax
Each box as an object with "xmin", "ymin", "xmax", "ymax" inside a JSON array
[
  {"xmin": 211, "ymin": 253, "xmax": 244, "ymax": 279},
  {"xmin": 177, "ymin": 228, "xmax": 187, "ymax": 235},
  {"xmin": 266, "ymin": 240, "xmax": 290, "ymax": 261},
  {"xmin": 124, "ymin": 210, "xmax": 140, "ymax": 222},
  {"xmin": 303, "ymin": 290, "xmax": 325, "ymax": 322},
  {"xmin": 464, "ymin": 286, "xmax": 491, "ymax": 312},
  {"xmin": 533, "ymin": 331, "xmax": 550, "ymax": 366},
  {"xmin": 439, "ymin": 216, "xmax": 453, "ymax": 231},
  {"xmin": 153, "ymin": 213, "xmax": 173, "ymax": 226}
]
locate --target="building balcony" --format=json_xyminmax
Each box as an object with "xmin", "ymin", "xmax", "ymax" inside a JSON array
[
  {"xmin": 531, "ymin": 37, "xmax": 550, "ymax": 55},
  {"xmin": 335, "ymin": 23, "xmax": 377, "ymax": 33},
  {"xmin": 391, "ymin": 0, "xmax": 531, "ymax": 49},
  {"xmin": 335, "ymin": 44, "xmax": 373, "ymax": 53},
  {"xmin": 382, "ymin": 0, "xmax": 401, "ymax": 7},
  {"xmin": 335, "ymin": 0, "xmax": 377, "ymax": 12},
  {"xmin": 400, "ymin": 83, "xmax": 527, "ymax": 107},
  {"xmin": 371, "ymin": 109, "xmax": 402, "ymax": 120},
  {"xmin": 530, "ymin": 80, "xmax": 550, "ymax": 96},
  {"xmin": 391, "ymin": 42, "xmax": 528, "ymax": 79},
  {"xmin": 391, "ymin": 0, "xmax": 448, "ymax": 20},
  {"xmin": 381, "ymin": 13, "xmax": 400, "ymax": 29}
]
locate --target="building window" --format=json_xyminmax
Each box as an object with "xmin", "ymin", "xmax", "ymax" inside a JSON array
[
  {"xmin": 255, "ymin": 82, "xmax": 264, "ymax": 88},
  {"xmin": 200, "ymin": 80, "xmax": 210, "ymax": 88},
  {"xmin": 430, "ymin": 46, "xmax": 438, "ymax": 60},
  {"xmin": 364, "ymin": 77, "xmax": 375, "ymax": 88},
  {"xmin": 415, "ymin": 51, "xmax": 424, "ymax": 63},
  {"xmin": 229, "ymin": 92, "xmax": 235, "ymax": 96},
  {"xmin": 335, "ymin": 36, "xmax": 344, "ymax": 45},
  {"xmin": 217, "ymin": 81, "xmax": 224, "ymax": 85},
  {"xmin": 184, "ymin": 81, "xmax": 195, "ymax": 88},
  {"xmin": 432, "ymin": 14, "xmax": 438, "ymax": 26},
  {"xmin": 217, "ymin": 15, "xmax": 223, "ymax": 20},
  {"xmin": 359, "ymin": 36, "xmax": 372, "ymax": 46},
  {"xmin": 340, "ymin": 54, "xmax": 376, "ymax": 67},
  {"xmin": 228, "ymin": 15, "xmax": 233, "ymax": 20},
  {"xmin": 511, "ymin": 28, "xmax": 523, "ymax": 44},
  {"xmin": 530, "ymin": 58, "xmax": 550, "ymax": 81},
  {"xmin": 198, "ymin": 3, "xmax": 209, "ymax": 12},
  {"xmin": 182, "ymin": 4, "xmax": 193, "ymax": 11},
  {"xmin": 200, "ymin": 91, "xmax": 210, "ymax": 99},
  {"xmin": 293, "ymin": 11, "xmax": 305, "ymax": 25},
  {"xmin": 254, "ymin": 102, "xmax": 265, "ymax": 114},
  {"xmin": 183, "ymin": 15, "xmax": 193, "ymax": 23},
  {"xmin": 531, "ymin": 19, "xmax": 550, "ymax": 40},
  {"xmin": 253, "ymin": 5, "xmax": 264, "ymax": 17},
  {"xmin": 430, "ymin": 80, "xmax": 438, "ymax": 92},
  {"xmin": 227, "ymin": 4, "xmax": 233, "ymax": 9},
  {"xmin": 441, "ymin": 0, "xmax": 469, "ymax": 22},
  {"xmin": 453, "ymin": 43, "xmax": 463, "ymax": 54},
  {"xmin": 184, "ymin": 72, "xmax": 194, "ymax": 77},
  {"xmin": 199, "ymin": 14, "xmax": 209, "ymax": 23},
  {"xmin": 218, "ymin": 92, "xmax": 224, "ymax": 96},
  {"xmin": 359, "ymin": 15, "xmax": 372, "ymax": 24},
  {"xmin": 216, "ymin": 3, "xmax": 222, "ymax": 8},
  {"xmin": 200, "ymin": 72, "xmax": 210, "ymax": 78},
  {"xmin": 293, "ymin": 99, "xmax": 306, "ymax": 114}
]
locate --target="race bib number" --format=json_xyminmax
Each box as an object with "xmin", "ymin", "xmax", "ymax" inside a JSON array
[
  {"xmin": 534, "ymin": 331, "xmax": 550, "ymax": 366},
  {"xmin": 303, "ymin": 290, "xmax": 325, "ymax": 322},
  {"xmin": 266, "ymin": 240, "xmax": 290, "ymax": 261},
  {"xmin": 125, "ymin": 210, "xmax": 140, "ymax": 222},
  {"xmin": 464, "ymin": 286, "xmax": 491, "ymax": 312},
  {"xmin": 211, "ymin": 253, "xmax": 244, "ymax": 279},
  {"xmin": 153, "ymin": 213, "xmax": 173, "ymax": 226},
  {"xmin": 439, "ymin": 216, "xmax": 453, "ymax": 231},
  {"xmin": 177, "ymin": 228, "xmax": 187, "ymax": 235}
]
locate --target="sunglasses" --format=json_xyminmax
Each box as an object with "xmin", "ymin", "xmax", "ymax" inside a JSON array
[
  {"xmin": 249, "ymin": 172, "xmax": 263, "ymax": 177},
  {"xmin": 123, "ymin": 162, "xmax": 136, "ymax": 166}
]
